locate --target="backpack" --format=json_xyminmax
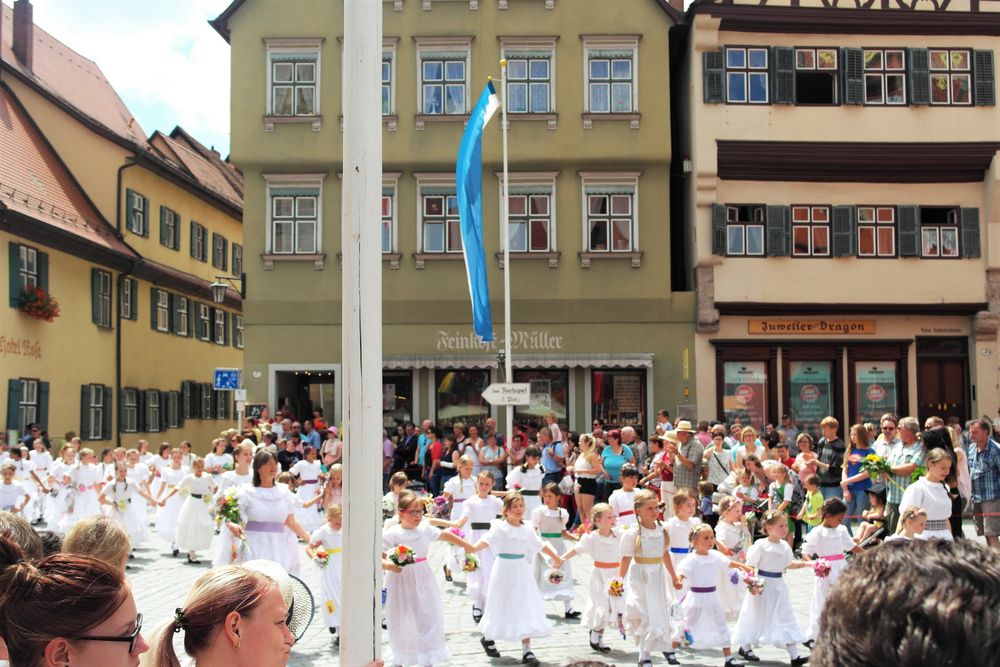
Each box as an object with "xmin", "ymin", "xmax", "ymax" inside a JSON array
[{"xmin": 788, "ymin": 474, "xmax": 805, "ymax": 516}]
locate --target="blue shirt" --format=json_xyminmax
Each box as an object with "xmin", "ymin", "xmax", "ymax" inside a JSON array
[
  {"xmin": 303, "ymin": 429, "xmax": 322, "ymax": 450},
  {"xmin": 541, "ymin": 441, "xmax": 564, "ymax": 474},
  {"xmin": 967, "ymin": 438, "xmax": 1000, "ymax": 503},
  {"xmin": 601, "ymin": 445, "xmax": 634, "ymax": 483},
  {"xmin": 417, "ymin": 433, "xmax": 432, "ymax": 467},
  {"xmin": 846, "ymin": 446, "xmax": 875, "ymax": 494}
]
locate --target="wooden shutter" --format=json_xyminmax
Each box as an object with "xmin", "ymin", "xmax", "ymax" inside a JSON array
[
  {"xmin": 908, "ymin": 48, "xmax": 930, "ymax": 105},
  {"xmin": 159, "ymin": 391, "xmax": 169, "ymax": 431},
  {"xmin": 141, "ymin": 196, "xmax": 150, "ymax": 236},
  {"xmin": 150, "ymin": 288, "xmax": 159, "ymax": 329},
  {"xmin": 222, "ymin": 310, "xmax": 230, "ymax": 346},
  {"xmin": 160, "ymin": 207, "xmax": 169, "ymax": 245},
  {"xmin": 8, "ymin": 243, "xmax": 19, "ymax": 306},
  {"xmin": 173, "ymin": 214, "xmax": 182, "ymax": 250},
  {"xmin": 90, "ymin": 269, "xmax": 101, "ymax": 325},
  {"xmin": 974, "ymin": 50, "xmax": 995, "ymax": 106},
  {"xmin": 6, "ymin": 379, "xmax": 22, "ymax": 431},
  {"xmin": 103, "ymin": 386, "xmax": 113, "ymax": 440},
  {"xmin": 136, "ymin": 390, "xmax": 146, "ymax": 433},
  {"xmin": 831, "ymin": 205, "xmax": 856, "ymax": 257},
  {"xmin": 131, "ymin": 279, "xmax": 139, "ymax": 321},
  {"xmin": 170, "ymin": 293, "xmax": 180, "ymax": 333},
  {"xmin": 119, "ymin": 388, "xmax": 128, "ymax": 430},
  {"xmin": 222, "ymin": 238, "xmax": 229, "ymax": 272},
  {"xmin": 771, "ymin": 47, "xmax": 795, "ymax": 104},
  {"xmin": 38, "ymin": 381, "xmax": 50, "ymax": 431},
  {"xmin": 960, "ymin": 207, "xmax": 981, "ymax": 258},
  {"xmin": 841, "ymin": 48, "xmax": 864, "ymax": 105},
  {"xmin": 897, "ymin": 206, "xmax": 920, "ymax": 257},
  {"xmin": 37, "ymin": 251, "xmax": 48, "ymax": 293},
  {"xmin": 80, "ymin": 385, "xmax": 90, "ymax": 440},
  {"xmin": 703, "ymin": 50, "xmax": 725, "ymax": 103},
  {"xmin": 711, "ymin": 204, "xmax": 727, "ymax": 256},
  {"xmin": 189, "ymin": 221, "xmax": 198, "ymax": 258},
  {"xmin": 766, "ymin": 205, "xmax": 791, "ymax": 256}
]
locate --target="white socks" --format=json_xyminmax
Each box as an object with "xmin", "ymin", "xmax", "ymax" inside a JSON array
[
  {"xmin": 563, "ymin": 599, "xmax": 574, "ymax": 612},
  {"xmin": 787, "ymin": 643, "xmax": 801, "ymax": 660}
]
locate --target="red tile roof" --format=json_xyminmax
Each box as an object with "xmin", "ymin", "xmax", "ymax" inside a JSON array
[
  {"xmin": 0, "ymin": 84, "xmax": 136, "ymax": 258},
  {"xmin": 150, "ymin": 131, "xmax": 243, "ymax": 210}
]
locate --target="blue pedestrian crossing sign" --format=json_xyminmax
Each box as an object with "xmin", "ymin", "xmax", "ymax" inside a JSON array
[{"xmin": 214, "ymin": 368, "xmax": 240, "ymax": 390}]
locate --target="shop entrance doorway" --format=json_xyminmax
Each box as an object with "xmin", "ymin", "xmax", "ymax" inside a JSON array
[
  {"xmin": 916, "ymin": 338, "xmax": 968, "ymax": 426},
  {"xmin": 274, "ymin": 370, "xmax": 337, "ymax": 424}
]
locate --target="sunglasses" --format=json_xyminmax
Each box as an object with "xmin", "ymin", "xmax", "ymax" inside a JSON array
[{"xmin": 69, "ymin": 613, "xmax": 143, "ymax": 654}]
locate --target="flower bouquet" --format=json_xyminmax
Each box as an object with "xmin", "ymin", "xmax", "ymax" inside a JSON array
[
  {"xmin": 217, "ymin": 489, "xmax": 249, "ymax": 563},
  {"xmin": 545, "ymin": 568, "xmax": 565, "ymax": 586},
  {"xmin": 607, "ymin": 577, "xmax": 625, "ymax": 598},
  {"xmin": 462, "ymin": 553, "xmax": 480, "ymax": 573},
  {"xmin": 813, "ymin": 559, "xmax": 832, "ymax": 579},
  {"xmin": 314, "ymin": 548, "xmax": 330, "ymax": 568},
  {"xmin": 572, "ymin": 522, "xmax": 592, "ymax": 538},
  {"xmin": 116, "ymin": 499, "xmax": 128, "ymax": 512},
  {"xmin": 743, "ymin": 572, "xmax": 765, "ymax": 596},
  {"xmin": 382, "ymin": 497, "xmax": 396, "ymax": 520},
  {"xmin": 388, "ymin": 544, "xmax": 416, "ymax": 568},
  {"xmin": 426, "ymin": 495, "xmax": 450, "ymax": 519},
  {"xmin": 448, "ymin": 527, "xmax": 466, "ymax": 540},
  {"xmin": 860, "ymin": 454, "xmax": 892, "ymax": 481}
]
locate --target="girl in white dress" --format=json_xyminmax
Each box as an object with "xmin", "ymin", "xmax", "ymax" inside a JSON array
[
  {"xmin": 161, "ymin": 458, "xmax": 218, "ymax": 563},
  {"xmin": 532, "ymin": 482, "xmax": 580, "ymax": 616},
  {"xmin": 452, "ymin": 470, "xmax": 503, "ymax": 623},
  {"xmin": 226, "ymin": 450, "xmax": 312, "ymax": 574},
  {"xmin": 62, "ymin": 448, "xmax": 103, "ymax": 533},
  {"xmin": 442, "ymin": 456, "xmax": 477, "ymax": 582},
  {"xmin": 883, "ymin": 505, "xmax": 927, "ymax": 543},
  {"xmin": 323, "ymin": 463, "xmax": 344, "ymax": 509},
  {"xmin": 99, "ymin": 463, "xmax": 160, "ymax": 555},
  {"xmin": 559, "ymin": 503, "xmax": 624, "ymax": 654},
  {"xmin": 801, "ymin": 496, "xmax": 862, "ymax": 642},
  {"xmin": 381, "ymin": 490, "xmax": 468, "ymax": 666},
  {"xmin": 0, "ymin": 463, "xmax": 30, "ymax": 514},
  {"xmin": 504, "ymin": 446, "xmax": 544, "ymax": 515},
  {"xmin": 677, "ymin": 525, "xmax": 752, "ymax": 666},
  {"xmin": 137, "ymin": 439, "xmax": 155, "ymax": 467},
  {"xmin": 155, "ymin": 448, "xmax": 187, "ymax": 556},
  {"xmin": 45, "ymin": 444, "xmax": 76, "ymax": 531},
  {"xmin": 290, "ymin": 446, "xmax": 324, "ymax": 532},
  {"xmin": 124, "ymin": 449, "xmax": 152, "ymax": 545},
  {"xmin": 28, "ymin": 439, "xmax": 52, "ymax": 523},
  {"xmin": 98, "ymin": 448, "xmax": 116, "ymax": 483},
  {"xmin": 898, "ymin": 447, "xmax": 954, "ymax": 541},
  {"xmin": 665, "ymin": 488, "xmax": 702, "ymax": 652},
  {"xmin": 731, "ymin": 510, "xmax": 810, "ymax": 666},
  {"xmin": 466, "ymin": 491, "xmax": 563, "ymax": 667},
  {"xmin": 211, "ymin": 442, "xmax": 254, "ymax": 567},
  {"xmin": 608, "ymin": 465, "xmax": 640, "ymax": 529},
  {"xmin": 8, "ymin": 449, "xmax": 40, "ymax": 524},
  {"xmin": 204, "ymin": 438, "xmax": 233, "ymax": 480},
  {"xmin": 150, "ymin": 444, "xmax": 171, "ymax": 499},
  {"xmin": 619, "ymin": 489, "xmax": 683, "ymax": 667},
  {"xmin": 715, "ymin": 496, "xmax": 751, "ymax": 620},
  {"xmin": 307, "ymin": 504, "xmax": 344, "ymax": 638}
]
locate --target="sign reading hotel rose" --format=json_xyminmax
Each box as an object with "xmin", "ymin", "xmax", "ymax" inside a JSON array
[
  {"xmin": 748, "ymin": 319, "xmax": 876, "ymax": 335},
  {"xmin": 435, "ymin": 330, "xmax": 564, "ymax": 352},
  {"xmin": 0, "ymin": 336, "xmax": 42, "ymax": 359}
]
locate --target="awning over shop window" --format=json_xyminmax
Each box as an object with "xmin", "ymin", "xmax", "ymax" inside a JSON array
[{"xmin": 382, "ymin": 353, "xmax": 654, "ymax": 370}]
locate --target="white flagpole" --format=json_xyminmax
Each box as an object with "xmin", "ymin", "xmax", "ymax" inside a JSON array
[{"xmin": 499, "ymin": 61, "xmax": 514, "ymax": 445}]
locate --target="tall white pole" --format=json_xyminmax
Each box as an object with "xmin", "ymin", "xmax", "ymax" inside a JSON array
[
  {"xmin": 340, "ymin": 0, "xmax": 383, "ymax": 664},
  {"xmin": 499, "ymin": 62, "xmax": 514, "ymax": 446}
]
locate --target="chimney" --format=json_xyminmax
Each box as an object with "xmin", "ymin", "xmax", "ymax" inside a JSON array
[{"xmin": 13, "ymin": 0, "xmax": 34, "ymax": 71}]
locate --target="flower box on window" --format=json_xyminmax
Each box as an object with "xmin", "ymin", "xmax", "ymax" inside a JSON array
[{"xmin": 18, "ymin": 286, "xmax": 59, "ymax": 322}]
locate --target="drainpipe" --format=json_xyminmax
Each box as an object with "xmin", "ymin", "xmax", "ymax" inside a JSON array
[{"xmin": 115, "ymin": 159, "xmax": 139, "ymax": 447}]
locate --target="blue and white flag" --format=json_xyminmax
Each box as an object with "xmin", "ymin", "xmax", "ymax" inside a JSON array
[{"xmin": 456, "ymin": 81, "xmax": 499, "ymax": 342}]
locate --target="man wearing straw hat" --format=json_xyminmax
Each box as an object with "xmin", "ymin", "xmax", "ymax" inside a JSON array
[{"xmin": 672, "ymin": 420, "xmax": 704, "ymax": 496}]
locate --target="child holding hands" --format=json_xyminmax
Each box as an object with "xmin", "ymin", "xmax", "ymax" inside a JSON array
[
  {"xmin": 532, "ymin": 482, "xmax": 580, "ymax": 617},
  {"xmin": 715, "ymin": 495, "xmax": 750, "ymax": 621},
  {"xmin": 307, "ymin": 504, "xmax": 344, "ymax": 640},
  {"xmin": 801, "ymin": 497, "xmax": 862, "ymax": 645}
]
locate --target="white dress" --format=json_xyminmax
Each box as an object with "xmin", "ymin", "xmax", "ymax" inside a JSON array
[
  {"xmin": 29, "ymin": 450, "xmax": 52, "ymax": 520},
  {"xmin": 899, "ymin": 477, "xmax": 954, "ymax": 541},
  {"xmin": 677, "ymin": 551, "xmax": 734, "ymax": 649},
  {"xmin": 621, "ymin": 525, "xmax": 675, "ymax": 651},
  {"xmin": 63, "ymin": 463, "xmax": 102, "ymax": 531},
  {"xmin": 531, "ymin": 506, "xmax": 575, "ymax": 602},
  {"xmin": 731, "ymin": 539, "xmax": 806, "ymax": 648},
  {"xmin": 460, "ymin": 494, "xmax": 502, "ymax": 610},
  {"xmin": 150, "ymin": 456, "xmax": 170, "ymax": 497},
  {"xmin": 210, "ymin": 472, "xmax": 253, "ymax": 568},
  {"xmin": 802, "ymin": 524, "xmax": 855, "ymax": 640},
  {"xmin": 11, "ymin": 458, "xmax": 37, "ymax": 508},
  {"xmin": 574, "ymin": 530, "xmax": 624, "ymax": 631},
  {"xmin": 310, "ymin": 524, "xmax": 343, "ymax": 628},
  {"xmin": 665, "ymin": 514, "xmax": 701, "ymax": 633},
  {"xmin": 100, "ymin": 480, "xmax": 144, "ymax": 545},
  {"xmin": 126, "ymin": 465, "xmax": 151, "ymax": 544},
  {"xmin": 0, "ymin": 482, "xmax": 27, "ymax": 512},
  {"xmin": 45, "ymin": 459, "xmax": 74, "ymax": 530},
  {"xmin": 443, "ymin": 475, "xmax": 477, "ymax": 576},
  {"xmin": 289, "ymin": 459, "xmax": 324, "ymax": 531},
  {"xmin": 382, "ymin": 520, "xmax": 451, "ymax": 665},
  {"xmin": 608, "ymin": 488, "xmax": 638, "ymax": 529},
  {"xmin": 715, "ymin": 520, "xmax": 750, "ymax": 620},
  {"xmin": 238, "ymin": 485, "xmax": 299, "ymax": 573},
  {"xmin": 175, "ymin": 474, "xmax": 217, "ymax": 552},
  {"xmin": 204, "ymin": 452, "xmax": 233, "ymax": 477},
  {"xmin": 479, "ymin": 520, "xmax": 553, "ymax": 643},
  {"xmin": 505, "ymin": 466, "xmax": 544, "ymax": 514},
  {"xmin": 155, "ymin": 467, "xmax": 187, "ymax": 545}
]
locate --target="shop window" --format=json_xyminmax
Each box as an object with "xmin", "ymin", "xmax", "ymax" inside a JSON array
[
  {"xmin": 726, "ymin": 205, "xmax": 765, "ymax": 256},
  {"xmin": 794, "ymin": 48, "xmax": 838, "ymax": 104},
  {"xmin": 435, "ymin": 369, "xmax": 490, "ymax": 429},
  {"xmin": 513, "ymin": 369, "xmax": 569, "ymax": 437},
  {"xmin": 786, "ymin": 359, "xmax": 836, "ymax": 439},
  {"xmin": 383, "ymin": 371, "xmax": 414, "ymax": 429},
  {"xmin": 920, "ymin": 207, "xmax": 960, "ymax": 258},
  {"xmin": 791, "ymin": 206, "xmax": 830, "ymax": 257},
  {"xmin": 721, "ymin": 362, "xmax": 769, "ymax": 427},
  {"xmin": 857, "ymin": 206, "xmax": 896, "ymax": 258},
  {"xmin": 854, "ymin": 361, "xmax": 900, "ymax": 425},
  {"xmin": 591, "ymin": 369, "xmax": 646, "ymax": 430}
]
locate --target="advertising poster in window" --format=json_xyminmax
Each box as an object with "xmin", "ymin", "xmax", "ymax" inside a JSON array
[
  {"xmin": 382, "ymin": 383, "xmax": 396, "ymax": 411},
  {"xmin": 722, "ymin": 362, "xmax": 768, "ymax": 427},
  {"xmin": 788, "ymin": 361, "xmax": 833, "ymax": 436},
  {"xmin": 530, "ymin": 379, "xmax": 551, "ymax": 412},
  {"xmin": 855, "ymin": 362, "xmax": 897, "ymax": 424}
]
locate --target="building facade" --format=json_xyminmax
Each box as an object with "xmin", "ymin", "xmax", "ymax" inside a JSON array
[
  {"xmin": 213, "ymin": 0, "xmax": 695, "ymax": 436},
  {"xmin": 1, "ymin": 0, "xmax": 243, "ymax": 449},
  {"xmin": 681, "ymin": 0, "xmax": 1000, "ymax": 435}
]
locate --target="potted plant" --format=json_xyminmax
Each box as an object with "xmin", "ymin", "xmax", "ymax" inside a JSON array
[{"xmin": 18, "ymin": 285, "xmax": 60, "ymax": 322}]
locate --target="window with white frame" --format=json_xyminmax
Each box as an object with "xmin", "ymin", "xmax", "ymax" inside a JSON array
[
  {"xmin": 212, "ymin": 233, "xmax": 228, "ymax": 271},
  {"xmin": 19, "ymin": 245, "xmax": 38, "ymax": 289},
  {"xmin": 214, "ymin": 309, "xmax": 227, "ymax": 344},
  {"xmin": 791, "ymin": 206, "xmax": 831, "ymax": 257},
  {"xmin": 235, "ymin": 315, "xmax": 245, "ymax": 349},
  {"xmin": 232, "ymin": 244, "xmax": 243, "ymax": 276},
  {"xmin": 122, "ymin": 388, "xmax": 138, "ymax": 433},
  {"xmin": 381, "ymin": 187, "xmax": 395, "ymax": 253},
  {"xmin": 507, "ymin": 186, "xmax": 553, "ymax": 252},
  {"xmin": 145, "ymin": 390, "xmax": 161, "ymax": 432},
  {"xmin": 175, "ymin": 296, "xmax": 190, "ymax": 336},
  {"xmin": 268, "ymin": 185, "xmax": 320, "ymax": 254},
  {"xmin": 920, "ymin": 207, "xmax": 960, "ymax": 258},
  {"xmin": 86, "ymin": 384, "xmax": 104, "ymax": 440},
  {"xmin": 726, "ymin": 47, "xmax": 769, "ymax": 104},
  {"xmin": 583, "ymin": 179, "xmax": 638, "ymax": 252},
  {"xmin": 864, "ymin": 49, "xmax": 906, "ymax": 105},
  {"xmin": 420, "ymin": 185, "xmax": 461, "ymax": 253},
  {"xmin": 505, "ymin": 50, "xmax": 553, "ymax": 113},
  {"xmin": 725, "ymin": 205, "xmax": 766, "ymax": 256},
  {"xmin": 92, "ymin": 270, "xmax": 112, "ymax": 328},
  {"xmin": 160, "ymin": 207, "xmax": 180, "ymax": 250},
  {"xmin": 120, "ymin": 277, "xmax": 136, "ymax": 320},
  {"xmin": 930, "ymin": 49, "xmax": 972, "ymax": 105},
  {"xmin": 166, "ymin": 392, "xmax": 180, "ymax": 428},
  {"xmin": 197, "ymin": 304, "xmax": 211, "ymax": 341},
  {"xmin": 268, "ymin": 50, "xmax": 319, "ymax": 116},
  {"xmin": 419, "ymin": 49, "xmax": 468, "ymax": 115},
  {"xmin": 857, "ymin": 206, "xmax": 896, "ymax": 257},
  {"xmin": 126, "ymin": 190, "xmax": 147, "ymax": 236},
  {"xmin": 382, "ymin": 50, "xmax": 394, "ymax": 115},
  {"xmin": 201, "ymin": 383, "xmax": 213, "ymax": 419},
  {"xmin": 794, "ymin": 48, "xmax": 838, "ymax": 105},
  {"xmin": 19, "ymin": 379, "xmax": 38, "ymax": 430},
  {"xmin": 156, "ymin": 291, "xmax": 170, "ymax": 332},
  {"xmin": 214, "ymin": 390, "xmax": 229, "ymax": 420},
  {"xmin": 586, "ymin": 45, "xmax": 636, "ymax": 113},
  {"xmin": 191, "ymin": 222, "xmax": 207, "ymax": 261}
]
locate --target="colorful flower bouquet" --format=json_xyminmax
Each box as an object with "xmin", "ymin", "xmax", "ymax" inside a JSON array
[
  {"xmin": 860, "ymin": 454, "xmax": 892, "ymax": 481},
  {"xmin": 314, "ymin": 548, "xmax": 330, "ymax": 568},
  {"xmin": 116, "ymin": 499, "xmax": 128, "ymax": 512},
  {"xmin": 426, "ymin": 495, "xmax": 450, "ymax": 519},
  {"xmin": 216, "ymin": 489, "xmax": 242, "ymax": 524},
  {"xmin": 546, "ymin": 568, "xmax": 565, "ymax": 585},
  {"xmin": 608, "ymin": 577, "xmax": 625, "ymax": 597},
  {"xmin": 462, "ymin": 553, "xmax": 480, "ymax": 573},
  {"xmin": 813, "ymin": 559, "xmax": 832, "ymax": 579},
  {"xmin": 572, "ymin": 522, "xmax": 592, "ymax": 537},
  {"xmin": 449, "ymin": 527, "xmax": 466, "ymax": 540},
  {"xmin": 388, "ymin": 544, "xmax": 416, "ymax": 568},
  {"xmin": 744, "ymin": 572, "xmax": 765, "ymax": 596}
]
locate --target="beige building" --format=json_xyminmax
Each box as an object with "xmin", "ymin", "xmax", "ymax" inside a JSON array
[{"xmin": 681, "ymin": 0, "xmax": 1000, "ymax": 434}]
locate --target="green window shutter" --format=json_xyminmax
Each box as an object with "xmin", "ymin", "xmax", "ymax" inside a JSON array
[
  {"xmin": 103, "ymin": 386, "xmax": 113, "ymax": 440},
  {"xmin": 160, "ymin": 207, "xmax": 169, "ymax": 246},
  {"xmin": 897, "ymin": 206, "xmax": 920, "ymax": 257},
  {"xmin": 222, "ymin": 238, "xmax": 229, "ymax": 272},
  {"xmin": 90, "ymin": 269, "xmax": 100, "ymax": 325},
  {"xmin": 703, "ymin": 50, "xmax": 725, "ymax": 103},
  {"xmin": 8, "ymin": 243, "xmax": 19, "ymax": 307},
  {"xmin": 974, "ymin": 50, "xmax": 995, "ymax": 106},
  {"xmin": 831, "ymin": 205, "xmax": 857, "ymax": 257},
  {"xmin": 908, "ymin": 48, "xmax": 930, "ymax": 105},
  {"xmin": 6, "ymin": 379, "xmax": 22, "ymax": 431},
  {"xmin": 209, "ymin": 385, "xmax": 218, "ymax": 420},
  {"xmin": 80, "ymin": 385, "xmax": 90, "ymax": 440},
  {"xmin": 142, "ymin": 197, "xmax": 150, "ymax": 236},
  {"xmin": 129, "ymin": 278, "xmax": 139, "ymax": 321},
  {"xmin": 711, "ymin": 204, "xmax": 727, "ymax": 256},
  {"xmin": 119, "ymin": 388, "xmax": 128, "ymax": 430},
  {"xmin": 125, "ymin": 189, "xmax": 137, "ymax": 233},
  {"xmin": 174, "ymin": 214, "xmax": 182, "ymax": 250},
  {"xmin": 771, "ymin": 47, "xmax": 795, "ymax": 104},
  {"xmin": 189, "ymin": 221, "xmax": 197, "ymax": 258},
  {"xmin": 38, "ymin": 381, "xmax": 50, "ymax": 431},
  {"xmin": 136, "ymin": 390, "xmax": 146, "ymax": 433},
  {"xmin": 765, "ymin": 206, "xmax": 791, "ymax": 256},
  {"xmin": 223, "ymin": 310, "xmax": 230, "ymax": 346},
  {"xmin": 37, "ymin": 251, "xmax": 48, "ymax": 293},
  {"xmin": 841, "ymin": 48, "xmax": 864, "ymax": 105},
  {"xmin": 159, "ymin": 391, "xmax": 169, "ymax": 431},
  {"xmin": 176, "ymin": 388, "xmax": 185, "ymax": 428},
  {"xmin": 960, "ymin": 207, "xmax": 981, "ymax": 258},
  {"xmin": 170, "ymin": 293, "xmax": 180, "ymax": 334},
  {"xmin": 231, "ymin": 313, "xmax": 238, "ymax": 348},
  {"xmin": 150, "ymin": 288, "xmax": 159, "ymax": 329}
]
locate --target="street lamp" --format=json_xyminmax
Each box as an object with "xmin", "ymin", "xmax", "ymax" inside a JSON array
[{"xmin": 210, "ymin": 273, "xmax": 246, "ymax": 304}]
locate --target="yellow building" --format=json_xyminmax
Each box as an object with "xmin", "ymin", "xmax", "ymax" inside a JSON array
[
  {"xmin": 1, "ymin": 0, "xmax": 243, "ymax": 450},
  {"xmin": 680, "ymin": 0, "xmax": 1000, "ymax": 433}
]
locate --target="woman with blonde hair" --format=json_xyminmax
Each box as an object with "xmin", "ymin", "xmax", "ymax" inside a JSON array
[
  {"xmin": 573, "ymin": 433, "xmax": 607, "ymax": 526},
  {"xmin": 735, "ymin": 427, "xmax": 762, "ymax": 470},
  {"xmin": 63, "ymin": 513, "xmax": 133, "ymax": 572}
]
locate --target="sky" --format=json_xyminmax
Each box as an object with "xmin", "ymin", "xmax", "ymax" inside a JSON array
[{"xmin": 29, "ymin": 0, "xmax": 234, "ymax": 155}]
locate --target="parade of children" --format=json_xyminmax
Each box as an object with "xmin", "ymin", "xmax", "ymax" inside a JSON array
[{"xmin": 4, "ymin": 410, "xmax": 994, "ymax": 667}]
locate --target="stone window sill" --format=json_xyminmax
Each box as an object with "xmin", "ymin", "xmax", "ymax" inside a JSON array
[
  {"xmin": 423, "ymin": 0, "xmax": 481, "ymax": 7},
  {"xmin": 413, "ymin": 252, "xmax": 464, "ymax": 269},
  {"xmin": 582, "ymin": 112, "xmax": 640, "ymax": 130},
  {"xmin": 263, "ymin": 115, "xmax": 322, "ymax": 132},
  {"xmin": 499, "ymin": 0, "xmax": 554, "ymax": 8},
  {"xmin": 416, "ymin": 113, "xmax": 470, "ymax": 130},
  {"xmin": 505, "ymin": 113, "xmax": 558, "ymax": 130},
  {"xmin": 261, "ymin": 253, "xmax": 326, "ymax": 270},
  {"xmin": 494, "ymin": 251, "xmax": 560, "ymax": 268},
  {"xmin": 336, "ymin": 252, "xmax": 402, "ymax": 269},
  {"xmin": 578, "ymin": 250, "xmax": 642, "ymax": 268}
]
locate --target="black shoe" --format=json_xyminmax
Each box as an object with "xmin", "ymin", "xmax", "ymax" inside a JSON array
[
  {"xmin": 443, "ymin": 565, "xmax": 453, "ymax": 582},
  {"xmin": 129, "ymin": 553, "xmax": 135, "ymax": 560},
  {"xmin": 590, "ymin": 640, "xmax": 612, "ymax": 653},
  {"xmin": 172, "ymin": 548, "xmax": 179, "ymax": 557},
  {"xmin": 791, "ymin": 657, "xmax": 809, "ymax": 667},
  {"xmin": 329, "ymin": 628, "xmax": 337, "ymax": 635},
  {"xmin": 739, "ymin": 648, "xmax": 761, "ymax": 663},
  {"xmin": 472, "ymin": 607, "xmax": 483, "ymax": 623},
  {"xmin": 664, "ymin": 652, "xmax": 680, "ymax": 665},
  {"xmin": 803, "ymin": 639, "xmax": 816, "ymax": 650},
  {"xmin": 480, "ymin": 637, "xmax": 500, "ymax": 658},
  {"xmin": 186, "ymin": 555, "xmax": 201, "ymax": 564},
  {"xmin": 522, "ymin": 651, "xmax": 540, "ymax": 666},
  {"xmin": 638, "ymin": 661, "xmax": 653, "ymax": 667},
  {"xmin": 725, "ymin": 659, "xmax": 745, "ymax": 667},
  {"xmin": 565, "ymin": 610, "xmax": 582, "ymax": 619}
]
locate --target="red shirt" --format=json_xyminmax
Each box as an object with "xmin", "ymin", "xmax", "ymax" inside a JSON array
[{"xmin": 429, "ymin": 440, "xmax": 443, "ymax": 464}]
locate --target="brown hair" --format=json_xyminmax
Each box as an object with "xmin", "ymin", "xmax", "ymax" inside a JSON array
[
  {"xmin": 389, "ymin": 471, "xmax": 409, "ymax": 488},
  {"xmin": 673, "ymin": 488, "xmax": 694, "ymax": 509},
  {"xmin": 718, "ymin": 495, "xmax": 740, "ymax": 517},
  {"xmin": 0, "ymin": 510, "xmax": 43, "ymax": 561},
  {"xmin": 63, "ymin": 514, "xmax": 132, "ymax": 570},
  {"xmin": 397, "ymin": 490, "xmax": 421, "ymax": 513},
  {"xmin": 501, "ymin": 490, "xmax": 525, "ymax": 522},
  {"xmin": 252, "ymin": 449, "xmax": 280, "ymax": 487},
  {"xmin": 0, "ymin": 535, "xmax": 128, "ymax": 665}
]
